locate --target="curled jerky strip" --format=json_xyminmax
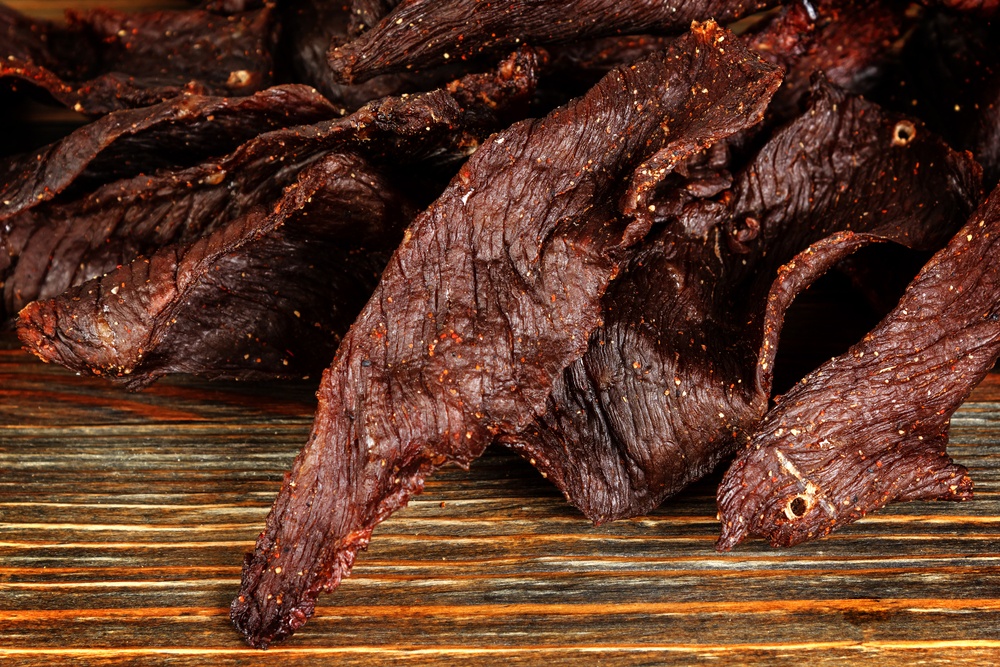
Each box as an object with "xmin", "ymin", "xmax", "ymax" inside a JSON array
[
  {"xmin": 0, "ymin": 4, "xmax": 275, "ymax": 114},
  {"xmin": 716, "ymin": 183, "xmax": 1000, "ymax": 550},
  {"xmin": 0, "ymin": 48, "xmax": 541, "ymax": 323},
  {"xmin": 326, "ymin": 0, "xmax": 781, "ymax": 83},
  {"xmin": 231, "ymin": 22, "xmax": 781, "ymax": 648},
  {"xmin": 504, "ymin": 83, "xmax": 981, "ymax": 523},
  {"xmin": 19, "ymin": 152, "xmax": 414, "ymax": 386},
  {"xmin": 0, "ymin": 85, "xmax": 339, "ymax": 222}
]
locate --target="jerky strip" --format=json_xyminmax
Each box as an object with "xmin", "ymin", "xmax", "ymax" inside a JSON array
[
  {"xmin": 0, "ymin": 48, "xmax": 542, "ymax": 324},
  {"xmin": 716, "ymin": 183, "xmax": 1000, "ymax": 551},
  {"xmin": 18, "ymin": 152, "xmax": 413, "ymax": 386},
  {"xmin": 748, "ymin": 0, "xmax": 907, "ymax": 120},
  {"xmin": 326, "ymin": 0, "xmax": 781, "ymax": 83},
  {"xmin": 0, "ymin": 4, "xmax": 275, "ymax": 114},
  {"xmin": 0, "ymin": 85, "xmax": 339, "ymax": 222},
  {"xmin": 505, "ymin": 83, "xmax": 981, "ymax": 523},
  {"xmin": 230, "ymin": 22, "xmax": 781, "ymax": 648},
  {"xmin": 279, "ymin": 0, "xmax": 473, "ymax": 112}
]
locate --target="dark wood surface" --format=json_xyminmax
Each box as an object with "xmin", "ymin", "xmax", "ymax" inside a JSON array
[{"xmin": 3, "ymin": 1, "xmax": 1000, "ymax": 663}]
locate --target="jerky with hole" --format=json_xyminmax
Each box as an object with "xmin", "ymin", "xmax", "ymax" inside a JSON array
[
  {"xmin": 231, "ymin": 22, "xmax": 782, "ymax": 648},
  {"xmin": 503, "ymin": 82, "xmax": 982, "ymax": 522},
  {"xmin": 876, "ymin": 12, "xmax": 1000, "ymax": 187},
  {"xmin": 0, "ymin": 4, "xmax": 275, "ymax": 114},
  {"xmin": 0, "ymin": 48, "xmax": 542, "ymax": 324},
  {"xmin": 326, "ymin": 0, "xmax": 782, "ymax": 84},
  {"xmin": 716, "ymin": 183, "xmax": 1000, "ymax": 551},
  {"xmin": 18, "ymin": 153, "xmax": 413, "ymax": 387}
]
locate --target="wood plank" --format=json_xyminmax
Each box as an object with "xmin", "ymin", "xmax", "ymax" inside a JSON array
[{"xmin": 2, "ymin": 327, "xmax": 1000, "ymax": 664}]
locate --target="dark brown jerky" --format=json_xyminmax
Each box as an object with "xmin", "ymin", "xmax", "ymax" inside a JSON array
[
  {"xmin": 278, "ymin": 0, "xmax": 473, "ymax": 112},
  {"xmin": 326, "ymin": 0, "xmax": 782, "ymax": 83},
  {"xmin": 0, "ymin": 85, "xmax": 339, "ymax": 222},
  {"xmin": 230, "ymin": 22, "xmax": 782, "ymax": 648},
  {"xmin": 347, "ymin": 0, "xmax": 400, "ymax": 35},
  {"xmin": 503, "ymin": 83, "xmax": 982, "ymax": 523},
  {"xmin": 927, "ymin": 0, "xmax": 999, "ymax": 14},
  {"xmin": 716, "ymin": 183, "xmax": 1000, "ymax": 550},
  {"xmin": 0, "ymin": 4, "xmax": 275, "ymax": 114},
  {"xmin": 0, "ymin": 49, "xmax": 542, "ymax": 325},
  {"xmin": 748, "ymin": 0, "xmax": 907, "ymax": 120},
  {"xmin": 876, "ymin": 12, "xmax": 1000, "ymax": 187},
  {"xmin": 18, "ymin": 152, "xmax": 413, "ymax": 387}
]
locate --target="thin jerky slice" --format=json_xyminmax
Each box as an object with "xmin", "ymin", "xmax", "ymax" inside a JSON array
[
  {"xmin": 0, "ymin": 85, "xmax": 339, "ymax": 222},
  {"xmin": 326, "ymin": 0, "xmax": 781, "ymax": 83},
  {"xmin": 0, "ymin": 5, "xmax": 275, "ymax": 114},
  {"xmin": 928, "ymin": 0, "xmax": 999, "ymax": 14},
  {"xmin": 715, "ymin": 183, "xmax": 1000, "ymax": 550},
  {"xmin": 231, "ymin": 22, "xmax": 781, "ymax": 648},
  {"xmin": 748, "ymin": 0, "xmax": 907, "ymax": 120},
  {"xmin": 0, "ymin": 49, "xmax": 542, "ymax": 324},
  {"xmin": 279, "ymin": 0, "xmax": 473, "ymax": 112},
  {"xmin": 19, "ymin": 152, "xmax": 414, "ymax": 387},
  {"xmin": 347, "ymin": 0, "xmax": 400, "ymax": 35},
  {"xmin": 504, "ymin": 83, "xmax": 981, "ymax": 523},
  {"xmin": 877, "ymin": 12, "xmax": 1000, "ymax": 187}
]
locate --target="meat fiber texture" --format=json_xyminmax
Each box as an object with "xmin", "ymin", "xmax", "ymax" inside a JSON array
[
  {"xmin": 325, "ymin": 0, "xmax": 782, "ymax": 83},
  {"xmin": 0, "ymin": 48, "xmax": 537, "ymax": 324},
  {"xmin": 0, "ymin": 3, "xmax": 276, "ymax": 114},
  {"xmin": 717, "ymin": 182, "xmax": 1000, "ymax": 550},
  {"xmin": 276, "ymin": 0, "xmax": 472, "ymax": 112},
  {"xmin": 504, "ymin": 82, "xmax": 982, "ymax": 523},
  {"xmin": 876, "ymin": 12, "xmax": 1000, "ymax": 188},
  {"xmin": 229, "ymin": 21, "xmax": 783, "ymax": 648},
  {"xmin": 18, "ymin": 153, "xmax": 414, "ymax": 386},
  {"xmin": 0, "ymin": 84, "xmax": 340, "ymax": 221}
]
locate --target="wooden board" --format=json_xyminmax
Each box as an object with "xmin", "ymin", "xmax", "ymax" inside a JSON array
[{"xmin": 2, "ymin": 331, "xmax": 1000, "ymax": 667}]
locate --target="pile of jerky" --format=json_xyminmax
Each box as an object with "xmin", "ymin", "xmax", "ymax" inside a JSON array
[{"xmin": 2, "ymin": 0, "xmax": 999, "ymax": 648}]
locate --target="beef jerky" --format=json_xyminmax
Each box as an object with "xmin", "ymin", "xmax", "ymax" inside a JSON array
[
  {"xmin": 502, "ymin": 82, "xmax": 982, "ymax": 523},
  {"xmin": 18, "ymin": 152, "xmax": 413, "ymax": 386},
  {"xmin": 877, "ymin": 12, "xmax": 1000, "ymax": 187},
  {"xmin": 748, "ymin": 0, "xmax": 907, "ymax": 120},
  {"xmin": 230, "ymin": 22, "xmax": 782, "ymax": 648},
  {"xmin": 347, "ymin": 0, "xmax": 401, "ymax": 35},
  {"xmin": 928, "ymin": 0, "xmax": 999, "ymax": 14},
  {"xmin": 278, "ymin": 0, "xmax": 473, "ymax": 112},
  {"xmin": 0, "ymin": 85, "xmax": 340, "ymax": 222},
  {"xmin": 325, "ymin": 0, "xmax": 782, "ymax": 83},
  {"xmin": 716, "ymin": 182, "xmax": 1000, "ymax": 550},
  {"xmin": 0, "ymin": 4, "xmax": 275, "ymax": 114},
  {"xmin": 541, "ymin": 34, "xmax": 677, "ymax": 101},
  {"xmin": 0, "ymin": 48, "xmax": 542, "ymax": 325}
]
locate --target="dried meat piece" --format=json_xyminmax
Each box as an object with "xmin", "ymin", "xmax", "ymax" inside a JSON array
[
  {"xmin": 230, "ymin": 22, "xmax": 782, "ymax": 648},
  {"xmin": 0, "ymin": 4, "xmax": 275, "ymax": 114},
  {"xmin": 0, "ymin": 85, "xmax": 339, "ymax": 222},
  {"xmin": 326, "ymin": 0, "xmax": 783, "ymax": 83},
  {"xmin": 18, "ymin": 153, "xmax": 413, "ymax": 386},
  {"xmin": 716, "ymin": 182, "xmax": 1000, "ymax": 550},
  {"xmin": 347, "ymin": 0, "xmax": 400, "ymax": 35},
  {"xmin": 748, "ymin": 0, "xmax": 907, "ymax": 120},
  {"xmin": 876, "ymin": 12, "xmax": 1000, "ymax": 187},
  {"xmin": 927, "ymin": 0, "xmax": 999, "ymax": 15},
  {"xmin": 278, "ymin": 0, "xmax": 472, "ymax": 112},
  {"xmin": 503, "ymin": 83, "xmax": 982, "ymax": 522},
  {"xmin": 0, "ymin": 49, "xmax": 542, "ymax": 324}
]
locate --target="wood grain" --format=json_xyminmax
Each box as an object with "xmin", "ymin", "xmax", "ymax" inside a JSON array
[{"xmin": 2, "ymin": 320, "xmax": 1000, "ymax": 666}]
